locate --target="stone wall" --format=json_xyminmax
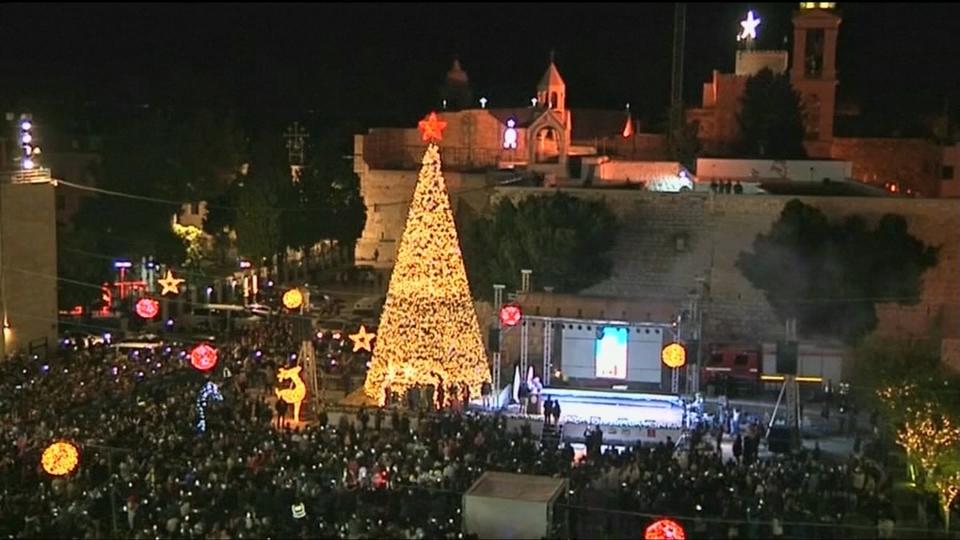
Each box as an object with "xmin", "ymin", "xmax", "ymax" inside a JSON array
[
  {"xmin": 493, "ymin": 187, "xmax": 960, "ymax": 347},
  {"xmin": 1, "ymin": 181, "xmax": 58, "ymax": 357},
  {"xmin": 830, "ymin": 137, "xmax": 941, "ymax": 197}
]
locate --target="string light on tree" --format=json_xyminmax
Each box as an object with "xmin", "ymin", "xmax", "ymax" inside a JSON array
[{"xmin": 363, "ymin": 112, "xmax": 491, "ymax": 406}]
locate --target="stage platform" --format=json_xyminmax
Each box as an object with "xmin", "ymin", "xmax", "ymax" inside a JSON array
[{"xmin": 540, "ymin": 387, "xmax": 685, "ymax": 427}]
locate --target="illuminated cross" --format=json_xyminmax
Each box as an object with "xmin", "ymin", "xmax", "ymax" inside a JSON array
[
  {"xmin": 739, "ymin": 10, "xmax": 761, "ymax": 42},
  {"xmin": 418, "ymin": 112, "xmax": 447, "ymax": 143}
]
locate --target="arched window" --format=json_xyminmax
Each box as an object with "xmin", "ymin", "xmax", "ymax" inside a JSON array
[{"xmin": 550, "ymin": 92, "xmax": 558, "ymax": 109}]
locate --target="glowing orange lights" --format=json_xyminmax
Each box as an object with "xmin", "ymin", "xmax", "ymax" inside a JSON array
[
  {"xmin": 499, "ymin": 303, "xmax": 523, "ymax": 327},
  {"xmin": 644, "ymin": 519, "xmax": 686, "ymax": 540},
  {"xmin": 190, "ymin": 343, "xmax": 218, "ymax": 371},
  {"xmin": 276, "ymin": 366, "xmax": 307, "ymax": 422},
  {"xmin": 417, "ymin": 112, "xmax": 447, "ymax": 143},
  {"xmin": 282, "ymin": 288, "xmax": 304, "ymax": 310},
  {"xmin": 661, "ymin": 343, "xmax": 687, "ymax": 369},
  {"xmin": 41, "ymin": 441, "xmax": 80, "ymax": 476},
  {"xmin": 135, "ymin": 298, "xmax": 160, "ymax": 319}
]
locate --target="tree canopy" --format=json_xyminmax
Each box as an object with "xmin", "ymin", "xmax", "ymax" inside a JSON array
[
  {"xmin": 461, "ymin": 193, "xmax": 618, "ymax": 297},
  {"xmin": 736, "ymin": 68, "xmax": 807, "ymax": 159},
  {"xmin": 737, "ymin": 199, "xmax": 939, "ymax": 344}
]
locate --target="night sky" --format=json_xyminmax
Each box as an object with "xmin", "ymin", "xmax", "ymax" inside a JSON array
[{"xmin": 2, "ymin": 3, "xmax": 957, "ymax": 131}]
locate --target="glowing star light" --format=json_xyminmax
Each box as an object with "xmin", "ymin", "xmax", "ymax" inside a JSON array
[
  {"xmin": 135, "ymin": 298, "xmax": 160, "ymax": 319},
  {"xmin": 661, "ymin": 342, "xmax": 687, "ymax": 369},
  {"xmin": 158, "ymin": 270, "xmax": 185, "ymax": 296},
  {"xmin": 282, "ymin": 288, "xmax": 304, "ymax": 310},
  {"xmin": 739, "ymin": 10, "xmax": 761, "ymax": 41},
  {"xmin": 349, "ymin": 325, "xmax": 376, "ymax": 353},
  {"xmin": 41, "ymin": 441, "xmax": 80, "ymax": 476},
  {"xmin": 418, "ymin": 112, "xmax": 447, "ymax": 143},
  {"xmin": 190, "ymin": 343, "xmax": 219, "ymax": 371}
]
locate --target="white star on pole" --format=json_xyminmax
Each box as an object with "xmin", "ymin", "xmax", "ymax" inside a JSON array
[{"xmin": 739, "ymin": 10, "xmax": 761, "ymax": 41}]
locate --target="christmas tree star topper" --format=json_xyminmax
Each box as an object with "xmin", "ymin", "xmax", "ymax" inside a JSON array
[{"xmin": 418, "ymin": 111, "xmax": 447, "ymax": 143}]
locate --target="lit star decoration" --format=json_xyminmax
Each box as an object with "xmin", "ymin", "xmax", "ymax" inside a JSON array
[
  {"xmin": 158, "ymin": 270, "xmax": 185, "ymax": 296},
  {"xmin": 661, "ymin": 343, "xmax": 687, "ymax": 369},
  {"xmin": 418, "ymin": 111, "xmax": 447, "ymax": 143},
  {"xmin": 349, "ymin": 325, "xmax": 376, "ymax": 353},
  {"xmin": 282, "ymin": 288, "xmax": 304, "ymax": 310},
  {"xmin": 41, "ymin": 441, "xmax": 80, "ymax": 476},
  {"xmin": 738, "ymin": 10, "xmax": 761, "ymax": 41},
  {"xmin": 190, "ymin": 343, "xmax": 219, "ymax": 371},
  {"xmin": 276, "ymin": 366, "xmax": 307, "ymax": 422},
  {"xmin": 363, "ymin": 120, "xmax": 491, "ymax": 406},
  {"xmin": 644, "ymin": 518, "xmax": 686, "ymax": 540},
  {"xmin": 135, "ymin": 298, "xmax": 160, "ymax": 319}
]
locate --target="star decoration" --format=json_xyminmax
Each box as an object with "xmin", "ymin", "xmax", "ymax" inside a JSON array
[
  {"xmin": 349, "ymin": 325, "xmax": 376, "ymax": 353},
  {"xmin": 418, "ymin": 112, "xmax": 447, "ymax": 143},
  {"xmin": 739, "ymin": 10, "xmax": 761, "ymax": 41},
  {"xmin": 158, "ymin": 270, "xmax": 185, "ymax": 296}
]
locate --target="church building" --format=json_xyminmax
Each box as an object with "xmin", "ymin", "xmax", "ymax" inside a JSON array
[{"xmin": 353, "ymin": 59, "xmax": 669, "ymax": 267}]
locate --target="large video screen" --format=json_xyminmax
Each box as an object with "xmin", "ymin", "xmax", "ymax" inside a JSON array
[{"xmin": 595, "ymin": 327, "xmax": 628, "ymax": 379}]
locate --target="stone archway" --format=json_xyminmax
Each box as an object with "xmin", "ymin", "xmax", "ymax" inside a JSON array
[{"xmin": 534, "ymin": 126, "xmax": 561, "ymax": 164}]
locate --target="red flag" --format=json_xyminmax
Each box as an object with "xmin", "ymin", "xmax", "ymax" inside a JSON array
[{"xmin": 622, "ymin": 113, "xmax": 634, "ymax": 138}]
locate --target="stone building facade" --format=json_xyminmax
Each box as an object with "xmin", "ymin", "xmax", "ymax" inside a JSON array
[{"xmin": 0, "ymin": 171, "xmax": 58, "ymax": 358}]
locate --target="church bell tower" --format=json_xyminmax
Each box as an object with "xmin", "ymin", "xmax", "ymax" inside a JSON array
[{"xmin": 790, "ymin": 2, "xmax": 841, "ymax": 156}]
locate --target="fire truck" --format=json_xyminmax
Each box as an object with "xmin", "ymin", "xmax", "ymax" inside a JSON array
[{"xmin": 701, "ymin": 342, "xmax": 845, "ymax": 397}]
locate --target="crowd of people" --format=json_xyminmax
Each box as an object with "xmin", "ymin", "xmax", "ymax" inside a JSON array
[{"xmin": 0, "ymin": 320, "xmax": 920, "ymax": 539}]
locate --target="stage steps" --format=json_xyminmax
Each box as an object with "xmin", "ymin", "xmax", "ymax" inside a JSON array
[{"xmin": 541, "ymin": 422, "xmax": 562, "ymax": 449}]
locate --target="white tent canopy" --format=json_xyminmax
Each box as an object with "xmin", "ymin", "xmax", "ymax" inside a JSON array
[{"xmin": 463, "ymin": 472, "xmax": 566, "ymax": 540}]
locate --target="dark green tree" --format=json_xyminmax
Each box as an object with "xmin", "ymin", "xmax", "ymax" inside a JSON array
[
  {"xmin": 737, "ymin": 200, "xmax": 939, "ymax": 344},
  {"xmin": 234, "ymin": 131, "xmax": 285, "ymax": 264},
  {"xmin": 462, "ymin": 193, "xmax": 618, "ymax": 297},
  {"xmin": 73, "ymin": 108, "xmax": 244, "ymax": 266},
  {"xmin": 736, "ymin": 68, "xmax": 807, "ymax": 159}
]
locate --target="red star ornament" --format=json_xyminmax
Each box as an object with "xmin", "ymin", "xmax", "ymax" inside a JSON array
[{"xmin": 418, "ymin": 112, "xmax": 447, "ymax": 143}]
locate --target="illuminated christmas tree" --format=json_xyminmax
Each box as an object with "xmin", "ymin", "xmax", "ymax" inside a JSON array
[{"xmin": 363, "ymin": 112, "xmax": 491, "ymax": 405}]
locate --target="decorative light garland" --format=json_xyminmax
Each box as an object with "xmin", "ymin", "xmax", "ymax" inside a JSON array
[{"xmin": 195, "ymin": 381, "xmax": 224, "ymax": 433}]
